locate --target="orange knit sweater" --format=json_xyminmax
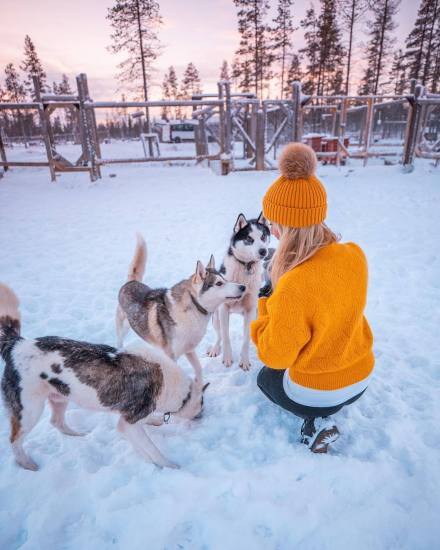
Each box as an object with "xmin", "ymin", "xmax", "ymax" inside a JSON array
[{"xmin": 250, "ymin": 242, "xmax": 374, "ymax": 391}]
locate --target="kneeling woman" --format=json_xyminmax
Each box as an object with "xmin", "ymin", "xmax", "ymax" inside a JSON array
[{"xmin": 251, "ymin": 143, "xmax": 374, "ymax": 454}]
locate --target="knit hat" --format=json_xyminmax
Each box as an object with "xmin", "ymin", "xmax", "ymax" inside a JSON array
[{"xmin": 263, "ymin": 143, "xmax": 327, "ymax": 228}]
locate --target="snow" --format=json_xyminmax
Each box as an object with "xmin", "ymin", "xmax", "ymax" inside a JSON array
[{"xmin": 1, "ymin": 147, "xmax": 440, "ymax": 549}]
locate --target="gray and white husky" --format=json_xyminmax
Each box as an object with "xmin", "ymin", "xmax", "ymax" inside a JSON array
[
  {"xmin": 0, "ymin": 283, "xmax": 206, "ymax": 472},
  {"xmin": 116, "ymin": 234, "xmax": 246, "ymax": 383},
  {"xmin": 207, "ymin": 213, "xmax": 271, "ymax": 370}
]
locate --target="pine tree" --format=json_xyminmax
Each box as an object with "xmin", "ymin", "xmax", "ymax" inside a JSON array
[
  {"xmin": 161, "ymin": 71, "xmax": 171, "ymax": 120},
  {"xmin": 4, "ymin": 63, "xmax": 27, "ymax": 103},
  {"xmin": 315, "ymin": 0, "xmax": 345, "ymax": 95},
  {"xmin": 20, "ymin": 35, "xmax": 48, "ymax": 98},
  {"xmin": 300, "ymin": 6, "xmax": 320, "ymax": 94},
  {"xmin": 55, "ymin": 74, "xmax": 75, "ymax": 132},
  {"xmin": 339, "ymin": 0, "xmax": 368, "ymax": 94},
  {"xmin": 107, "ymin": 0, "xmax": 163, "ymax": 132},
  {"xmin": 220, "ymin": 60, "xmax": 230, "ymax": 81},
  {"xmin": 161, "ymin": 66, "xmax": 179, "ymax": 120},
  {"xmin": 404, "ymin": 0, "xmax": 440, "ymax": 87},
  {"xmin": 390, "ymin": 49, "xmax": 407, "ymax": 94},
  {"xmin": 283, "ymin": 53, "xmax": 302, "ymax": 96},
  {"xmin": 57, "ymin": 74, "xmax": 73, "ymax": 95},
  {"xmin": 272, "ymin": 0, "xmax": 295, "ymax": 99},
  {"xmin": 359, "ymin": 0, "xmax": 401, "ymax": 95},
  {"xmin": 431, "ymin": 22, "xmax": 440, "ymax": 91},
  {"xmin": 180, "ymin": 62, "xmax": 202, "ymax": 98},
  {"xmin": 4, "ymin": 63, "xmax": 27, "ymax": 141},
  {"xmin": 233, "ymin": 0, "xmax": 274, "ymax": 98}
]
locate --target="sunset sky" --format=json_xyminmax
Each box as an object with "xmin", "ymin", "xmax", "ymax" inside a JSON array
[{"xmin": 0, "ymin": 0, "xmax": 420, "ymax": 100}]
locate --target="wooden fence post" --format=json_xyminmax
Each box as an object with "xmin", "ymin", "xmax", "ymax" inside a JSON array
[
  {"xmin": 363, "ymin": 97, "xmax": 374, "ymax": 167},
  {"xmin": 255, "ymin": 109, "xmax": 265, "ymax": 170},
  {"xmin": 402, "ymin": 84, "xmax": 424, "ymax": 171},
  {"xmin": 0, "ymin": 129, "xmax": 7, "ymax": 178},
  {"xmin": 33, "ymin": 76, "xmax": 56, "ymax": 182},
  {"xmin": 76, "ymin": 73, "xmax": 100, "ymax": 181},
  {"xmin": 291, "ymin": 81, "xmax": 303, "ymax": 142}
]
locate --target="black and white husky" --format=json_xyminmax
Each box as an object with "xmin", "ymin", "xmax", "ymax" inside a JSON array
[
  {"xmin": 208, "ymin": 213, "xmax": 271, "ymax": 370},
  {"xmin": 0, "ymin": 283, "xmax": 207, "ymax": 471},
  {"xmin": 116, "ymin": 234, "xmax": 246, "ymax": 383}
]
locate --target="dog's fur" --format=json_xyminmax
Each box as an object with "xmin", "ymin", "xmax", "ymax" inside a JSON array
[
  {"xmin": 0, "ymin": 283, "xmax": 206, "ymax": 471},
  {"xmin": 207, "ymin": 213, "xmax": 270, "ymax": 370},
  {"xmin": 116, "ymin": 235, "xmax": 246, "ymax": 382}
]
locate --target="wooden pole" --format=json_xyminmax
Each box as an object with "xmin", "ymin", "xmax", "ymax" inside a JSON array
[
  {"xmin": 76, "ymin": 74, "xmax": 99, "ymax": 181},
  {"xmin": 402, "ymin": 84, "xmax": 424, "ymax": 171},
  {"xmin": 0, "ymin": 128, "xmax": 7, "ymax": 178},
  {"xmin": 291, "ymin": 81, "xmax": 302, "ymax": 142},
  {"xmin": 33, "ymin": 76, "xmax": 56, "ymax": 182},
  {"xmin": 363, "ymin": 97, "xmax": 374, "ymax": 167},
  {"xmin": 255, "ymin": 109, "xmax": 265, "ymax": 171},
  {"xmin": 336, "ymin": 98, "xmax": 348, "ymax": 166}
]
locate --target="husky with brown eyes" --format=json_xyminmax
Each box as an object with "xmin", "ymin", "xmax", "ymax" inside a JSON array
[{"xmin": 207, "ymin": 213, "xmax": 271, "ymax": 370}]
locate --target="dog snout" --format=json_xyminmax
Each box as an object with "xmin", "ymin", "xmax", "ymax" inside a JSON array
[
  {"xmin": 239, "ymin": 284, "xmax": 246, "ymax": 293},
  {"xmin": 259, "ymin": 248, "xmax": 267, "ymax": 258}
]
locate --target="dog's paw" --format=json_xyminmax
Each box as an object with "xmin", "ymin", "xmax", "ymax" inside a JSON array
[
  {"xmin": 17, "ymin": 456, "xmax": 39, "ymax": 471},
  {"xmin": 222, "ymin": 354, "xmax": 233, "ymax": 368},
  {"xmin": 206, "ymin": 344, "xmax": 221, "ymax": 358},
  {"xmin": 239, "ymin": 359, "xmax": 251, "ymax": 371}
]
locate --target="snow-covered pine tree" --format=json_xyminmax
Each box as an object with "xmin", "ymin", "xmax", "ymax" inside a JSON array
[
  {"xmin": 358, "ymin": 0, "xmax": 400, "ymax": 95},
  {"xmin": 220, "ymin": 60, "xmax": 230, "ymax": 81},
  {"xmin": 390, "ymin": 49, "xmax": 407, "ymax": 94},
  {"xmin": 272, "ymin": 0, "xmax": 295, "ymax": 99},
  {"xmin": 107, "ymin": 0, "xmax": 163, "ymax": 132},
  {"xmin": 339, "ymin": 0, "xmax": 368, "ymax": 94},
  {"xmin": 300, "ymin": 6, "xmax": 320, "ymax": 94},
  {"xmin": 20, "ymin": 35, "xmax": 48, "ymax": 98},
  {"xmin": 283, "ymin": 53, "xmax": 302, "ymax": 97},
  {"xmin": 233, "ymin": 0, "xmax": 274, "ymax": 98},
  {"xmin": 315, "ymin": 0, "xmax": 345, "ymax": 95},
  {"xmin": 404, "ymin": 0, "xmax": 439, "ymax": 87}
]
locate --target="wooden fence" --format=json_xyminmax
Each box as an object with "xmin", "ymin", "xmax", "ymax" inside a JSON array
[{"xmin": 0, "ymin": 75, "xmax": 439, "ymax": 182}]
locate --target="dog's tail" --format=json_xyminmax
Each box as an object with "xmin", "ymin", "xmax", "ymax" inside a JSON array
[
  {"xmin": 127, "ymin": 233, "xmax": 147, "ymax": 282},
  {"xmin": 0, "ymin": 283, "xmax": 21, "ymax": 360}
]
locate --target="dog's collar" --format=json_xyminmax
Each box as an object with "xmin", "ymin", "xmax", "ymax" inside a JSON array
[
  {"xmin": 164, "ymin": 388, "xmax": 192, "ymax": 423},
  {"xmin": 228, "ymin": 247, "xmax": 256, "ymax": 273},
  {"xmin": 190, "ymin": 293, "xmax": 209, "ymax": 316}
]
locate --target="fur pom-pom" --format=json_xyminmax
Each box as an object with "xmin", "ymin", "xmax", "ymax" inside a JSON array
[{"xmin": 279, "ymin": 142, "xmax": 317, "ymax": 179}]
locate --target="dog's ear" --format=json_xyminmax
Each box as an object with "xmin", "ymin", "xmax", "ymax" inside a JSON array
[
  {"xmin": 192, "ymin": 260, "xmax": 206, "ymax": 284},
  {"xmin": 234, "ymin": 213, "xmax": 248, "ymax": 233},
  {"xmin": 257, "ymin": 212, "xmax": 267, "ymax": 226},
  {"xmin": 207, "ymin": 254, "xmax": 215, "ymax": 270}
]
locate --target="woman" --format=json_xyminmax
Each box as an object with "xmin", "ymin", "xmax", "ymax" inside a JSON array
[{"xmin": 251, "ymin": 143, "xmax": 374, "ymax": 453}]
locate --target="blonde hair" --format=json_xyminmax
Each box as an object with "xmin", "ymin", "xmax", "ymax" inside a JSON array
[{"xmin": 270, "ymin": 222, "xmax": 340, "ymax": 287}]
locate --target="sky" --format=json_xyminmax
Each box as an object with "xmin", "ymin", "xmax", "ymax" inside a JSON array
[{"xmin": 0, "ymin": 0, "xmax": 420, "ymax": 100}]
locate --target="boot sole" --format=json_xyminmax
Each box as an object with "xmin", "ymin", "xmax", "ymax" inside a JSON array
[{"xmin": 310, "ymin": 427, "xmax": 340, "ymax": 454}]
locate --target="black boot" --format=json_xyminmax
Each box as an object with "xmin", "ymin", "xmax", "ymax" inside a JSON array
[{"xmin": 300, "ymin": 417, "xmax": 316, "ymax": 445}]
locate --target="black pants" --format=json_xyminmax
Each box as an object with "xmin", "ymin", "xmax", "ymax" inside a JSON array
[{"xmin": 257, "ymin": 366, "xmax": 366, "ymax": 420}]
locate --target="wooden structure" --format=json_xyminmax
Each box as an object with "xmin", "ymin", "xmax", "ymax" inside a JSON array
[{"xmin": 1, "ymin": 75, "xmax": 439, "ymax": 181}]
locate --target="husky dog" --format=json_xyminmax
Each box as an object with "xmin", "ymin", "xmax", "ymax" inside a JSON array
[
  {"xmin": 0, "ymin": 283, "xmax": 208, "ymax": 471},
  {"xmin": 116, "ymin": 234, "xmax": 246, "ymax": 383},
  {"xmin": 207, "ymin": 213, "xmax": 270, "ymax": 370}
]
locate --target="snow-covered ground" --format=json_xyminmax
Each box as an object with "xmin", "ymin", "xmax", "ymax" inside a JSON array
[{"xmin": 1, "ymin": 148, "xmax": 439, "ymax": 549}]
